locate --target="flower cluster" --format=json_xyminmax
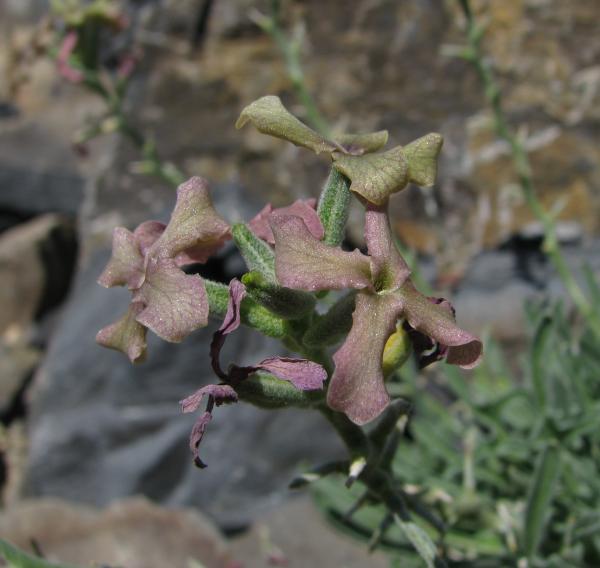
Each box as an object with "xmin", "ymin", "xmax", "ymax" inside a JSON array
[{"xmin": 97, "ymin": 95, "xmax": 482, "ymax": 465}]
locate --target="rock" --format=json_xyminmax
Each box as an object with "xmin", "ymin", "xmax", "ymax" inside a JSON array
[
  {"xmin": 0, "ymin": 497, "xmax": 234, "ymax": 568},
  {"xmin": 24, "ymin": 247, "xmax": 343, "ymax": 529},
  {"xmin": 0, "ymin": 341, "xmax": 41, "ymax": 417},
  {"xmin": 0, "ymin": 214, "xmax": 77, "ymax": 339},
  {"xmin": 229, "ymin": 495, "xmax": 389, "ymax": 568}
]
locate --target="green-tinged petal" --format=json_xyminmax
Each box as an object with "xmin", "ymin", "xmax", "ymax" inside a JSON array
[
  {"xmin": 365, "ymin": 203, "xmax": 410, "ymax": 291},
  {"xmin": 133, "ymin": 257, "xmax": 208, "ymax": 342},
  {"xmin": 96, "ymin": 302, "xmax": 147, "ymax": 363},
  {"xmin": 398, "ymin": 281, "xmax": 482, "ymax": 368},
  {"xmin": 332, "ymin": 145, "xmax": 409, "ymax": 205},
  {"xmin": 97, "ymin": 227, "xmax": 144, "ymax": 289},
  {"xmin": 335, "ymin": 130, "xmax": 389, "ymax": 155},
  {"xmin": 271, "ymin": 214, "xmax": 372, "ymax": 292},
  {"xmin": 328, "ymin": 293, "xmax": 403, "ymax": 425},
  {"xmin": 402, "ymin": 132, "xmax": 443, "ymax": 187},
  {"xmin": 151, "ymin": 176, "xmax": 230, "ymax": 261},
  {"xmin": 235, "ymin": 95, "xmax": 338, "ymax": 155}
]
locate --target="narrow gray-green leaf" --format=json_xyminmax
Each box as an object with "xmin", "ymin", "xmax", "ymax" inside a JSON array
[
  {"xmin": 393, "ymin": 517, "xmax": 438, "ymax": 568},
  {"xmin": 531, "ymin": 315, "xmax": 553, "ymax": 411},
  {"xmin": 231, "ymin": 223, "xmax": 276, "ymax": 282},
  {"xmin": 524, "ymin": 444, "xmax": 561, "ymax": 560},
  {"xmin": 317, "ymin": 168, "xmax": 352, "ymax": 246},
  {"xmin": 332, "ymin": 146, "xmax": 409, "ymax": 205},
  {"xmin": 402, "ymin": 133, "xmax": 443, "ymax": 187},
  {"xmin": 235, "ymin": 95, "xmax": 338, "ymax": 155}
]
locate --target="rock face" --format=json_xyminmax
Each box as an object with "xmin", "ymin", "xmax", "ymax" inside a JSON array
[
  {"xmin": 24, "ymin": 247, "xmax": 343, "ymax": 529},
  {"xmin": 0, "ymin": 497, "xmax": 234, "ymax": 568}
]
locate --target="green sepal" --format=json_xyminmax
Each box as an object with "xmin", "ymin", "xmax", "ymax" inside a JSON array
[
  {"xmin": 317, "ymin": 168, "xmax": 352, "ymax": 246},
  {"xmin": 231, "ymin": 223, "xmax": 276, "ymax": 282},
  {"xmin": 235, "ymin": 372, "xmax": 325, "ymax": 408},
  {"xmin": 303, "ymin": 291, "xmax": 356, "ymax": 347},
  {"xmin": 204, "ymin": 279, "xmax": 286, "ymax": 339},
  {"xmin": 242, "ymin": 271, "xmax": 316, "ymax": 320}
]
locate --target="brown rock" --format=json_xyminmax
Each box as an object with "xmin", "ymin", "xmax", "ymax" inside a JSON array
[{"xmin": 0, "ymin": 498, "xmax": 235, "ymax": 568}]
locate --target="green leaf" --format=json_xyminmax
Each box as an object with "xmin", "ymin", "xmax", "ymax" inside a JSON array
[
  {"xmin": 241, "ymin": 271, "xmax": 316, "ymax": 319},
  {"xmin": 393, "ymin": 517, "xmax": 439, "ymax": 568},
  {"xmin": 231, "ymin": 223, "xmax": 276, "ymax": 282},
  {"xmin": 236, "ymin": 95, "xmax": 338, "ymax": 155},
  {"xmin": 402, "ymin": 133, "xmax": 443, "ymax": 187},
  {"xmin": 332, "ymin": 145, "xmax": 410, "ymax": 205},
  {"xmin": 523, "ymin": 444, "xmax": 561, "ymax": 560},
  {"xmin": 317, "ymin": 168, "xmax": 352, "ymax": 246},
  {"xmin": 303, "ymin": 291, "xmax": 356, "ymax": 347},
  {"xmin": 0, "ymin": 539, "xmax": 80, "ymax": 568}
]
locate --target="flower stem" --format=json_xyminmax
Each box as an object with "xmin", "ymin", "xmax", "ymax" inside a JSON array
[{"xmin": 457, "ymin": 0, "xmax": 599, "ymax": 335}]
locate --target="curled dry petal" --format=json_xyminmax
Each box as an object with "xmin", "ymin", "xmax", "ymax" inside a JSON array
[
  {"xmin": 364, "ymin": 203, "xmax": 410, "ymax": 291},
  {"xmin": 57, "ymin": 31, "xmax": 84, "ymax": 83},
  {"xmin": 248, "ymin": 199, "xmax": 323, "ymax": 245},
  {"xmin": 97, "ymin": 227, "xmax": 144, "ymax": 289},
  {"xmin": 235, "ymin": 95, "xmax": 339, "ymax": 155},
  {"xmin": 189, "ymin": 411, "xmax": 212, "ymax": 468},
  {"xmin": 150, "ymin": 177, "xmax": 230, "ymax": 261},
  {"xmin": 257, "ymin": 357, "xmax": 327, "ymax": 391},
  {"xmin": 271, "ymin": 215, "xmax": 372, "ymax": 292},
  {"xmin": 210, "ymin": 279, "xmax": 247, "ymax": 379},
  {"xmin": 133, "ymin": 257, "xmax": 208, "ymax": 342},
  {"xmin": 328, "ymin": 293, "xmax": 403, "ymax": 425},
  {"xmin": 180, "ymin": 384, "xmax": 238, "ymax": 414},
  {"xmin": 398, "ymin": 281, "xmax": 482, "ymax": 369},
  {"xmin": 96, "ymin": 302, "xmax": 147, "ymax": 363}
]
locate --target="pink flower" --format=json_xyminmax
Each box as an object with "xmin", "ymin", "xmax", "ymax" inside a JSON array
[
  {"xmin": 57, "ymin": 31, "xmax": 84, "ymax": 83},
  {"xmin": 96, "ymin": 177, "xmax": 230, "ymax": 362},
  {"xmin": 270, "ymin": 203, "xmax": 482, "ymax": 425}
]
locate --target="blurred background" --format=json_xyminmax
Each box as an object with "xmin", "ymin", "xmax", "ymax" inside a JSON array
[{"xmin": 0, "ymin": 0, "xmax": 599, "ymax": 567}]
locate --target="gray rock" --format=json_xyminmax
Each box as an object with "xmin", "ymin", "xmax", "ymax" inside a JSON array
[
  {"xmin": 0, "ymin": 214, "xmax": 76, "ymax": 338},
  {"xmin": 25, "ymin": 248, "xmax": 343, "ymax": 529}
]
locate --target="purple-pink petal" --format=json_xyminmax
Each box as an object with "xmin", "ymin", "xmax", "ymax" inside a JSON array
[
  {"xmin": 133, "ymin": 257, "xmax": 208, "ymax": 342},
  {"xmin": 328, "ymin": 292, "xmax": 403, "ymax": 425},
  {"xmin": 133, "ymin": 220, "xmax": 166, "ymax": 256},
  {"xmin": 180, "ymin": 384, "xmax": 238, "ymax": 413},
  {"xmin": 95, "ymin": 302, "xmax": 148, "ymax": 363},
  {"xmin": 271, "ymin": 214, "xmax": 372, "ymax": 292},
  {"xmin": 398, "ymin": 282, "xmax": 482, "ymax": 369},
  {"xmin": 97, "ymin": 227, "xmax": 145, "ymax": 289},
  {"xmin": 149, "ymin": 176, "xmax": 230, "ymax": 261},
  {"xmin": 364, "ymin": 203, "xmax": 410, "ymax": 291},
  {"xmin": 57, "ymin": 31, "xmax": 84, "ymax": 83},
  {"xmin": 257, "ymin": 357, "xmax": 327, "ymax": 391},
  {"xmin": 248, "ymin": 199, "xmax": 323, "ymax": 245},
  {"xmin": 189, "ymin": 411, "xmax": 212, "ymax": 468}
]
